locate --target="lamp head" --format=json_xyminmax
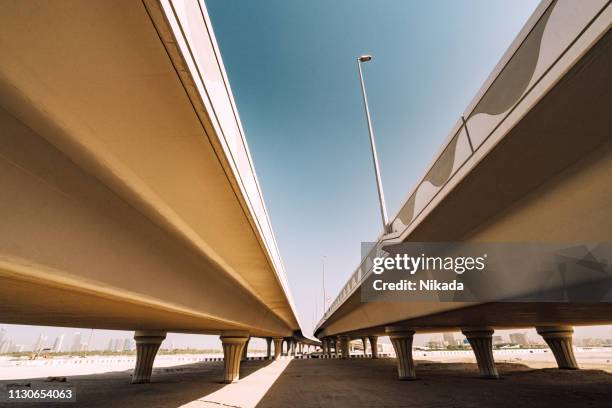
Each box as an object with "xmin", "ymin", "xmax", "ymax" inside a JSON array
[{"xmin": 358, "ymin": 55, "xmax": 372, "ymax": 62}]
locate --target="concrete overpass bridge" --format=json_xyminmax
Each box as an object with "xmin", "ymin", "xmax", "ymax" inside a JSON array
[
  {"xmin": 316, "ymin": 0, "xmax": 611, "ymax": 380},
  {"xmin": 0, "ymin": 0, "xmax": 318, "ymax": 383}
]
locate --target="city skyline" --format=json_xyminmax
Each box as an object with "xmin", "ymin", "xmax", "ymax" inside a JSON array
[{"xmin": 2, "ymin": 324, "xmax": 611, "ymax": 353}]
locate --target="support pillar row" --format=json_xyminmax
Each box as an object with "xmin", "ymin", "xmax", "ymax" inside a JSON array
[
  {"xmin": 220, "ymin": 331, "xmax": 249, "ymax": 383},
  {"xmin": 266, "ymin": 337, "xmax": 272, "ymax": 360},
  {"xmin": 241, "ymin": 336, "xmax": 250, "ymax": 361},
  {"xmin": 536, "ymin": 326, "xmax": 578, "ymax": 369},
  {"xmin": 273, "ymin": 337, "xmax": 283, "ymax": 360},
  {"xmin": 386, "ymin": 327, "xmax": 416, "ymax": 380},
  {"xmin": 132, "ymin": 330, "xmax": 166, "ymax": 384},
  {"xmin": 462, "ymin": 328, "xmax": 499, "ymax": 379},
  {"xmin": 339, "ymin": 336, "xmax": 349, "ymax": 359},
  {"xmin": 368, "ymin": 335, "xmax": 378, "ymax": 359}
]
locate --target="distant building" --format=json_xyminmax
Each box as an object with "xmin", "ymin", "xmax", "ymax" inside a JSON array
[
  {"xmin": 0, "ymin": 339, "xmax": 12, "ymax": 354},
  {"xmin": 52, "ymin": 335, "xmax": 64, "ymax": 352},
  {"xmin": 71, "ymin": 332, "xmax": 82, "ymax": 352},
  {"xmin": 443, "ymin": 333, "xmax": 461, "ymax": 347},
  {"xmin": 426, "ymin": 335, "xmax": 445, "ymax": 349},
  {"xmin": 0, "ymin": 328, "xmax": 6, "ymax": 344},
  {"xmin": 9, "ymin": 344, "xmax": 24, "ymax": 353},
  {"xmin": 509, "ymin": 333, "xmax": 529, "ymax": 346},
  {"xmin": 32, "ymin": 334, "xmax": 47, "ymax": 352},
  {"xmin": 577, "ymin": 338, "xmax": 605, "ymax": 347},
  {"xmin": 122, "ymin": 338, "xmax": 133, "ymax": 351},
  {"xmin": 492, "ymin": 335, "xmax": 504, "ymax": 345},
  {"xmin": 107, "ymin": 338, "xmax": 132, "ymax": 352}
]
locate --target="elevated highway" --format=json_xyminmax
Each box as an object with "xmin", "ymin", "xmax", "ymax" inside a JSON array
[
  {"xmin": 316, "ymin": 0, "xmax": 612, "ymax": 380},
  {"xmin": 0, "ymin": 0, "xmax": 316, "ymax": 382}
]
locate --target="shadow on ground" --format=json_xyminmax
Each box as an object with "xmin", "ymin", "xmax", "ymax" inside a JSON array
[
  {"xmin": 256, "ymin": 358, "xmax": 612, "ymax": 408},
  {"xmin": 2, "ymin": 358, "xmax": 611, "ymax": 407},
  {"xmin": 0, "ymin": 359, "xmax": 273, "ymax": 408}
]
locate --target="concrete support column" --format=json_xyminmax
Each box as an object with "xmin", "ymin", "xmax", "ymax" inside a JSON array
[
  {"xmin": 361, "ymin": 336, "xmax": 368, "ymax": 356},
  {"xmin": 368, "ymin": 336, "xmax": 379, "ymax": 359},
  {"xmin": 462, "ymin": 328, "xmax": 499, "ymax": 379},
  {"xmin": 386, "ymin": 327, "xmax": 416, "ymax": 380},
  {"xmin": 536, "ymin": 326, "xmax": 578, "ymax": 369},
  {"xmin": 273, "ymin": 337, "xmax": 282, "ymax": 360},
  {"xmin": 266, "ymin": 337, "xmax": 272, "ymax": 359},
  {"xmin": 241, "ymin": 336, "xmax": 250, "ymax": 361},
  {"xmin": 132, "ymin": 330, "xmax": 166, "ymax": 384},
  {"xmin": 220, "ymin": 331, "xmax": 249, "ymax": 383},
  {"xmin": 339, "ymin": 336, "xmax": 350, "ymax": 359}
]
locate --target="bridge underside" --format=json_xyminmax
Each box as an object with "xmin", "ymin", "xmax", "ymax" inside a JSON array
[
  {"xmin": 0, "ymin": 0, "xmax": 299, "ymax": 338},
  {"xmin": 317, "ymin": 30, "xmax": 612, "ymax": 338}
]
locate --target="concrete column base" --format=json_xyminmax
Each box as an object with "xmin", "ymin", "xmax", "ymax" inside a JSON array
[
  {"xmin": 339, "ymin": 336, "xmax": 349, "ymax": 359},
  {"xmin": 536, "ymin": 326, "xmax": 578, "ymax": 369},
  {"xmin": 386, "ymin": 327, "xmax": 416, "ymax": 380},
  {"xmin": 220, "ymin": 331, "xmax": 249, "ymax": 383},
  {"xmin": 132, "ymin": 330, "xmax": 166, "ymax": 384},
  {"xmin": 266, "ymin": 338, "xmax": 272, "ymax": 359},
  {"xmin": 241, "ymin": 337, "xmax": 250, "ymax": 361},
  {"xmin": 272, "ymin": 337, "xmax": 282, "ymax": 360},
  {"xmin": 361, "ymin": 336, "xmax": 368, "ymax": 356},
  {"xmin": 462, "ymin": 328, "xmax": 499, "ymax": 379},
  {"xmin": 368, "ymin": 336, "xmax": 379, "ymax": 359},
  {"xmin": 289, "ymin": 339, "xmax": 295, "ymax": 357}
]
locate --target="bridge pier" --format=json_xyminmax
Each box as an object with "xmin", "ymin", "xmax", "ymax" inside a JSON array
[
  {"xmin": 536, "ymin": 326, "xmax": 579, "ymax": 369},
  {"xmin": 334, "ymin": 337, "xmax": 340, "ymax": 358},
  {"xmin": 368, "ymin": 336, "xmax": 378, "ymax": 359},
  {"xmin": 386, "ymin": 327, "xmax": 416, "ymax": 380},
  {"xmin": 241, "ymin": 336, "xmax": 250, "ymax": 361},
  {"xmin": 462, "ymin": 328, "xmax": 499, "ymax": 379},
  {"xmin": 131, "ymin": 331, "xmax": 166, "ymax": 384},
  {"xmin": 273, "ymin": 337, "xmax": 282, "ymax": 359},
  {"xmin": 266, "ymin": 337, "xmax": 272, "ymax": 359},
  {"xmin": 339, "ymin": 336, "xmax": 350, "ymax": 359},
  {"xmin": 220, "ymin": 331, "xmax": 249, "ymax": 383},
  {"xmin": 361, "ymin": 336, "xmax": 368, "ymax": 356}
]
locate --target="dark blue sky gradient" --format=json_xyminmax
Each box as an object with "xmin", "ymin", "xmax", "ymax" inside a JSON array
[{"xmin": 205, "ymin": 0, "xmax": 539, "ymax": 334}]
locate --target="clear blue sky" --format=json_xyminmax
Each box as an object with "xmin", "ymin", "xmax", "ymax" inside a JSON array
[
  {"xmin": 204, "ymin": 0, "xmax": 540, "ymax": 335},
  {"xmin": 10, "ymin": 0, "xmax": 610, "ymax": 350}
]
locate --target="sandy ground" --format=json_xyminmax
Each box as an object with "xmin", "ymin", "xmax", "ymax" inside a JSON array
[{"xmin": 1, "ymin": 356, "xmax": 611, "ymax": 407}]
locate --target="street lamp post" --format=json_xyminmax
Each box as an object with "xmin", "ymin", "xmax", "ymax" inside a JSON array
[{"xmin": 356, "ymin": 55, "xmax": 390, "ymax": 234}]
